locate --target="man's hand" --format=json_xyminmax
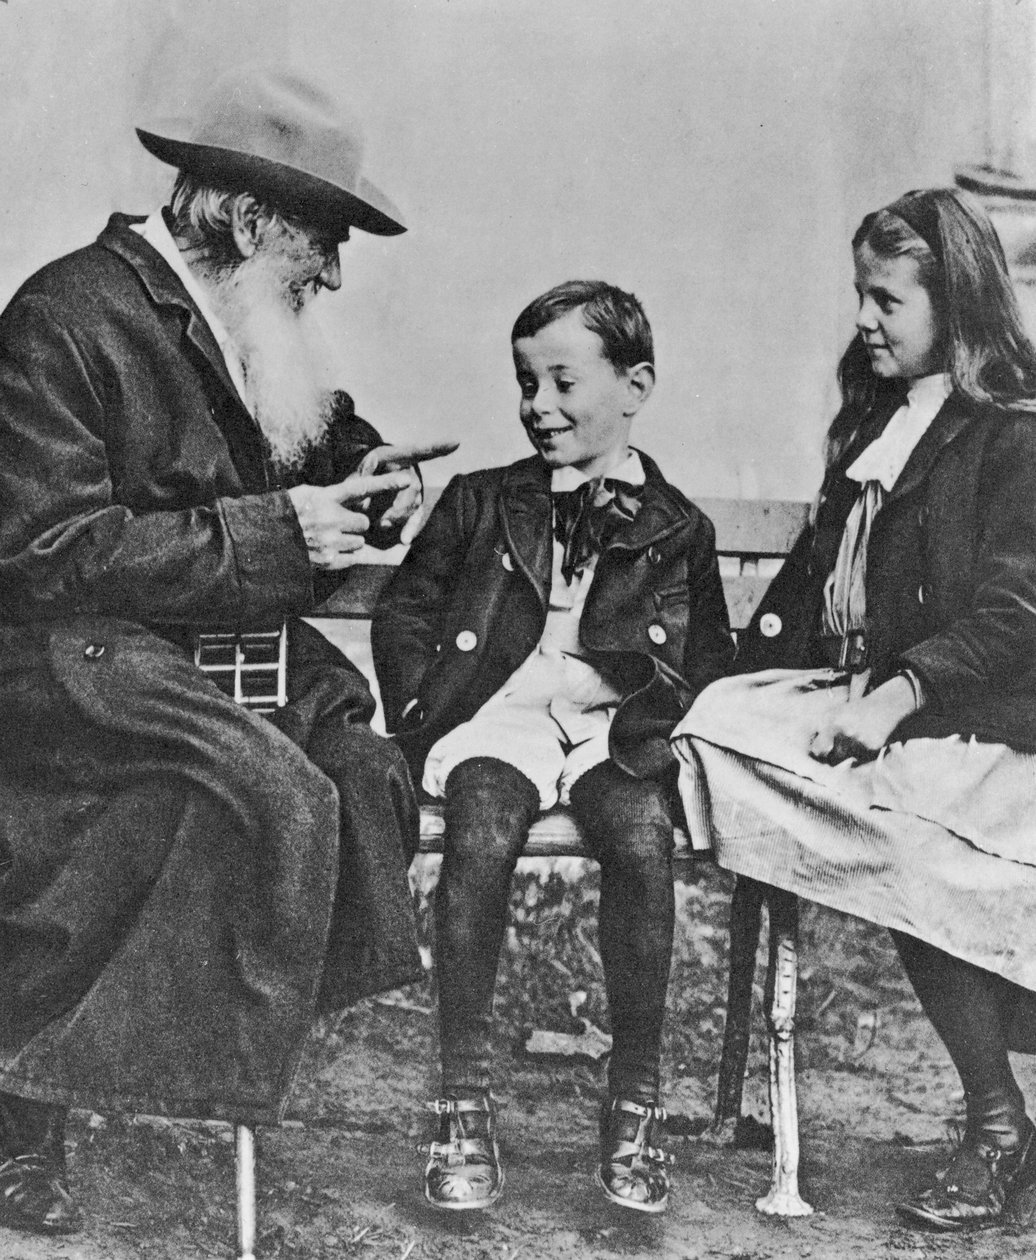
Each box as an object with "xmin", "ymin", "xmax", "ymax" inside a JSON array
[
  {"xmin": 287, "ymin": 469, "xmax": 414, "ymax": 570},
  {"xmin": 357, "ymin": 441, "xmax": 459, "ymax": 544},
  {"xmin": 808, "ymin": 674, "xmax": 919, "ymax": 764}
]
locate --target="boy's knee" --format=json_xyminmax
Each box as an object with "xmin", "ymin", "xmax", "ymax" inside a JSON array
[
  {"xmin": 441, "ymin": 757, "xmax": 539, "ymax": 865},
  {"xmin": 444, "ymin": 757, "xmax": 540, "ymax": 818}
]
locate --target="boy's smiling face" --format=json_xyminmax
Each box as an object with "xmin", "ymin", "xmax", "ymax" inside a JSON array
[{"xmin": 512, "ymin": 308, "xmax": 653, "ymax": 478}]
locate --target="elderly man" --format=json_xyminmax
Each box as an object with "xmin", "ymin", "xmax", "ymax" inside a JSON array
[{"xmin": 0, "ymin": 67, "xmax": 441, "ymax": 1235}]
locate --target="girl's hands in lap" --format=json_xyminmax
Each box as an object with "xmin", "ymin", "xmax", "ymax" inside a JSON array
[{"xmin": 809, "ymin": 674, "xmax": 919, "ymax": 764}]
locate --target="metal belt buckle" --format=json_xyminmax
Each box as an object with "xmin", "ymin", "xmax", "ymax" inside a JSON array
[
  {"xmin": 837, "ymin": 630, "xmax": 868, "ymax": 673},
  {"xmin": 194, "ymin": 622, "xmax": 288, "ymax": 713}
]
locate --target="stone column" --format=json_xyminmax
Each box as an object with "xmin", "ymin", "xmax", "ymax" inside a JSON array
[{"xmin": 956, "ymin": 0, "xmax": 1036, "ymax": 334}]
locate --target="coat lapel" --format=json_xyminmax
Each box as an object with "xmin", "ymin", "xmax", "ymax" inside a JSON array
[
  {"xmin": 884, "ymin": 394, "xmax": 973, "ymax": 504},
  {"xmin": 500, "ymin": 457, "xmax": 553, "ymax": 607},
  {"xmin": 97, "ymin": 215, "xmax": 248, "ymax": 413},
  {"xmin": 605, "ymin": 450, "xmax": 691, "ymax": 552},
  {"xmin": 497, "ymin": 452, "xmax": 690, "ymax": 605}
]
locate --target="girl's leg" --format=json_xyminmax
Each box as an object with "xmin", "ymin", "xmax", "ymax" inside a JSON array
[
  {"xmin": 568, "ymin": 759, "xmax": 676, "ymax": 1212},
  {"xmin": 891, "ymin": 930, "xmax": 1035, "ymax": 1229}
]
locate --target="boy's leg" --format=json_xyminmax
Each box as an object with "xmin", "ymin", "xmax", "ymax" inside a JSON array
[
  {"xmin": 891, "ymin": 931, "xmax": 1036, "ymax": 1230},
  {"xmin": 424, "ymin": 756, "xmax": 539, "ymax": 1210},
  {"xmin": 436, "ymin": 757, "xmax": 540, "ymax": 1097},
  {"xmin": 569, "ymin": 759, "xmax": 676, "ymax": 1104},
  {"xmin": 568, "ymin": 759, "xmax": 676, "ymax": 1212}
]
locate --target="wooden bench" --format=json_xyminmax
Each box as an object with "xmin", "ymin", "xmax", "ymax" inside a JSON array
[{"xmin": 211, "ymin": 492, "xmax": 811, "ymax": 1256}]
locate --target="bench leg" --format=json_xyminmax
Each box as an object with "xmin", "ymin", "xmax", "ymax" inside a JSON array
[
  {"xmin": 711, "ymin": 875, "xmax": 766, "ymax": 1141},
  {"xmin": 756, "ymin": 890, "xmax": 812, "ymax": 1216},
  {"xmin": 236, "ymin": 1123, "xmax": 258, "ymax": 1259}
]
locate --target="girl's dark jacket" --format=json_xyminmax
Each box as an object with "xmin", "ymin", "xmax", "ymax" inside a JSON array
[
  {"xmin": 0, "ymin": 215, "xmax": 421, "ymax": 1124},
  {"xmin": 736, "ymin": 392, "xmax": 1036, "ymax": 751},
  {"xmin": 371, "ymin": 452, "xmax": 734, "ymax": 780}
]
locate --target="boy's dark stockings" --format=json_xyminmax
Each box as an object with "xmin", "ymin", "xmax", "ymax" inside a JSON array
[{"xmin": 435, "ymin": 755, "xmax": 675, "ymax": 1110}]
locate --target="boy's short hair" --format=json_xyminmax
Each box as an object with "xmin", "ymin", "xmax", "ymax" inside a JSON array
[{"xmin": 511, "ymin": 280, "xmax": 654, "ymax": 372}]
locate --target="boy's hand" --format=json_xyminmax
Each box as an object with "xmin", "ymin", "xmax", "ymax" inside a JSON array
[
  {"xmin": 357, "ymin": 441, "xmax": 459, "ymax": 543},
  {"xmin": 287, "ymin": 469, "xmax": 413, "ymax": 570}
]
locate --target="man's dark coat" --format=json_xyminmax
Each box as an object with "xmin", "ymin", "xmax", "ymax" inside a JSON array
[
  {"xmin": 0, "ymin": 215, "xmax": 421, "ymax": 1124},
  {"xmin": 371, "ymin": 453, "xmax": 734, "ymax": 781},
  {"xmin": 736, "ymin": 394, "xmax": 1036, "ymax": 750}
]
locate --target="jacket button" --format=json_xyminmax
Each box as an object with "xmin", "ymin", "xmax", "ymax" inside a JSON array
[
  {"xmin": 918, "ymin": 506, "xmax": 929, "ymax": 528},
  {"xmin": 760, "ymin": 613, "xmax": 782, "ymax": 638},
  {"xmin": 501, "ymin": 553, "xmax": 514, "ymax": 572},
  {"xmin": 456, "ymin": 630, "xmax": 478, "ymax": 652},
  {"xmin": 647, "ymin": 546, "xmax": 662, "ymax": 566},
  {"xmin": 917, "ymin": 584, "xmax": 928, "ymax": 605},
  {"xmin": 647, "ymin": 623, "xmax": 667, "ymax": 645},
  {"xmin": 84, "ymin": 643, "xmax": 106, "ymax": 659}
]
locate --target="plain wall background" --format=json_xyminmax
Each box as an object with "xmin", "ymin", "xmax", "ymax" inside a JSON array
[{"xmin": 0, "ymin": 0, "xmax": 986, "ymax": 499}]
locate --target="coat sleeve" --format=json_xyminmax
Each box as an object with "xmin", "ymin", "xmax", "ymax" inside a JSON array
[
  {"xmin": 0, "ymin": 289, "xmax": 312, "ymax": 628},
  {"xmin": 681, "ymin": 513, "xmax": 735, "ymax": 698},
  {"xmin": 370, "ymin": 475, "xmax": 469, "ymax": 731},
  {"xmin": 900, "ymin": 415, "xmax": 1036, "ymax": 710}
]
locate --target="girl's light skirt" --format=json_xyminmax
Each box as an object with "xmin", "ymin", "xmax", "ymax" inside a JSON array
[{"xmin": 672, "ymin": 669, "xmax": 1036, "ymax": 1048}]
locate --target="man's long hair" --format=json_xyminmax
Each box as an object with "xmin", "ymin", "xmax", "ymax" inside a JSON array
[{"xmin": 825, "ymin": 187, "xmax": 1036, "ymax": 467}]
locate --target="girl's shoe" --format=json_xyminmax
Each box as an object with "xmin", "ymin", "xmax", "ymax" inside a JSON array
[
  {"xmin": 596, "ymin": 1098, "xmax": 672, "ymax": 1214},
  {"xmin": 422, "ymin": 1095, "xmax": 504, "ymax": 1211},
  {"xmin": 898, "ymin": 1117, "xmax": 1036, "ymax": 1231}
]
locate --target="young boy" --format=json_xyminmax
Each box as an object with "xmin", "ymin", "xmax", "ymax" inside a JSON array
[{"xmin": 372, "ymin": 281, "xmax": 732, "ymax": 1214}]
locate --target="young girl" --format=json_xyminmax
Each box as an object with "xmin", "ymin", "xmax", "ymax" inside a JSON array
[{"xmin": 674, "ymin": 188, "xmax": 1036, "ymax": 1231}]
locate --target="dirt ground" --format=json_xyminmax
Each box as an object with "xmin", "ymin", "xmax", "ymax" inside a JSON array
[{"xmin": 5, "ymin": 868, "xmax": 1036, "ymax": 1260}]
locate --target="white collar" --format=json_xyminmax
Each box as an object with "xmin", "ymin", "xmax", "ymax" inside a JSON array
[
  {"xmin": 906, "ymin": 372, "xmax": 952, "ymax": 411},
  {"xmin": 550, "ymin": 449, "xmax": 645, "ymax": 492},
  {"xmin": 846, "ymin": 374, "xmax": 951, "ymax": 491}
]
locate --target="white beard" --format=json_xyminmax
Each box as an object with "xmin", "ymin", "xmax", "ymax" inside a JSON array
[{"xmin": 204, "ymin": 251, "xmax": 338, "ymax": 471}]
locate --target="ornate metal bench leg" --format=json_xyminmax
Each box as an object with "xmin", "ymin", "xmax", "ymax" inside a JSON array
[
  {"xmin": 236, "ymin": 1123, "xmax": 257, "ymax": 1259},
  {"xmin": 711, "ymin": 875, "xmax": 767, "ymax": 1142},
  {"xmin": 756, "ymin": 889, "xmax": 812, "ymax": 1216}
]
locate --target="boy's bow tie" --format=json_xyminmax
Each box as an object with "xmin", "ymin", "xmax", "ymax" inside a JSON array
[{"xmin": 552, "ymin": 477, "xmax": 644, "ymax": 583}]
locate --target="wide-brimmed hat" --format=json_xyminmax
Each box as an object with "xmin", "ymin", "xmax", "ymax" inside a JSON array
[{"xmin": 136, "ymin": 66, "xmax": 405, "ymax": 239}]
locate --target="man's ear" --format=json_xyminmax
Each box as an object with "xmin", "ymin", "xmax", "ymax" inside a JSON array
[
  {"xmin": 624, "ymin": 362, "xmax": 655, "ymax": 415},
  {"xmin": 229, "ymin": 194, "xmax": 275, "ymax": 260}
]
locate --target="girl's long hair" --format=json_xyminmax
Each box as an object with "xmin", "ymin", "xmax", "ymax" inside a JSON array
[{"xmin": 825, "ymin": 187, "xmax": 1036, "ymax": 466}]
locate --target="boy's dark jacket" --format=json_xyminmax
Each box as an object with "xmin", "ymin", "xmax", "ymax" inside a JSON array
[
  {"xmin": 735, "ymin": 393, "xmax": 1036, "ymax": 752},
  {"xmin": 372, "ymin": 451, "xmax": 734, "ymax": 780}
]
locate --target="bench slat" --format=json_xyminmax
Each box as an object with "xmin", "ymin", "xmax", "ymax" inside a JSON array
[
  {"xmin": 313, "ymin": 495, "xmax": 807, "ymax": 623},
  {"xmin": 695, "ymin": 497, "xmax": 808, "ymax": 557},
  {"xmin": 317, "ymin": 566, "xmax": 776, "ymax": 630},
  {"xmin": 417, "ymin": 803, "xmax": 693, "ymax": 860},
  {"xmin": 408, "ymin": 487, "xmax": 807, "ymax": 556}
]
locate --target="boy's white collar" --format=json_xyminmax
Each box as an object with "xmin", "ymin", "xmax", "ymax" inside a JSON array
[{"xmin": 550, "ymin": 449, "xmax": 645, "ymax": 492}]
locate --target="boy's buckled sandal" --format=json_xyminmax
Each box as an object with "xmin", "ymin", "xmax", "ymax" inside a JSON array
[
  {"xmin": 898, "ymin": 1119, "xmax": 1036, "ymax": 1232},
  {"xmin": 421, "ymin": 1096, "xmax": 504, "ymax": 1211},
  {"xmin": 596, "ymin": 1098, "xmax": 673, "ymax": 1214},
  {"xmin": 0, "ymin": 1152, "xmax": 79, "ymax": 1235}
]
